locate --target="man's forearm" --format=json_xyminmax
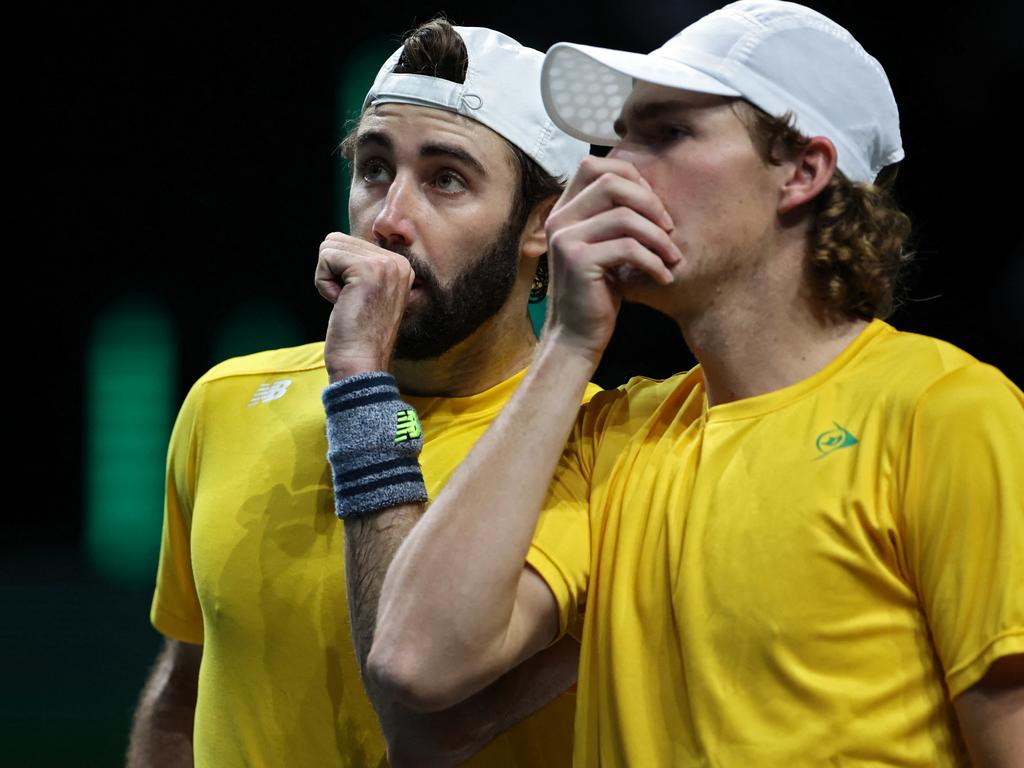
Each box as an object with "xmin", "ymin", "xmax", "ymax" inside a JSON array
[
  {"xmin": 126, "ymin": 653, "xmax": 198, "ymax": 767},
  {"xmin": 954, "ymin": 655, "xmax": 1024, "ymax": 767},
  {"xmin": 345, "ymin": 503, "xmax": 578, "ymax": 767},
  {"xmin": 374, "ymin": 635, "xmax": 579, "ymax": 768},
  {"xmin": 127, "ymin": 702, "xmax": 195, "ymax": 768},
  {"xmin": 371, "ymin": 335, "xmax": 595, "ymax": 706},
  {"xmin": 344, "ymin": 506, "xmax": 423, "ymax": 675}
]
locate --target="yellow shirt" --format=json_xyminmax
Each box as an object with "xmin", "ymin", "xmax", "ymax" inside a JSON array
[
  {"xmin": 152, "ymin": 342, "xmax": 600, "ymax": 767},
  {"xmin": 526, "ymin": 320, "xmax": 1024, "ymax": 767}
]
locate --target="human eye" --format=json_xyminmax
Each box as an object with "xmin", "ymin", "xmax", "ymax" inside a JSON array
[
  {"xmin": 658, "ymin": 123, "xmax": 691, "ymax": 142},
  {"xmin": 356, "ymin": 157, "xmax": 392, "ymax": 183},
  {"xmin": 432, "ymin": 170, "xmax": 467, "ymax": 194}
]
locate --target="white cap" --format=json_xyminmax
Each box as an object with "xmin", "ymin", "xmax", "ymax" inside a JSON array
[
  {"xmin": 364, "ymin": 26, "xmax": 590, "ymax": 181},
  {"xmin": 541, "ymin": 0, "xmax": 903, "ymax": 183}
]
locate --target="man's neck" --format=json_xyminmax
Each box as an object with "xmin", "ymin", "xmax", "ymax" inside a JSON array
[
  {"xmin": 676, "ymin": 263, "xmax": 868, "ymax": 409},
  {"xmin": 391, "ymin": 308, "xmax": 537, "ymax": 398}
]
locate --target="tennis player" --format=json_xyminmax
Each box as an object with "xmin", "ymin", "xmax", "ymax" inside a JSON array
[
  {"xmin": 339, "ymin": 3, "xmax": 1024, "ymax": 765},
  {"xmin": 129, "ymin": 19, "xmax": 593, "ymax": 767}
]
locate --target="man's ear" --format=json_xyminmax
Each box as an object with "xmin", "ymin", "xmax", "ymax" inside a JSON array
[
  {"xmin": 778, "ymin": 136, "xmax": 837, "ymax": 215},
  {"xmin": 520, "ymin": 196, "xmax": 557, "ymax": 261}
]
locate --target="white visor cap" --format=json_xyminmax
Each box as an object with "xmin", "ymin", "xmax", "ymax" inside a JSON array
[
  {"xmin": 541, "ymin": 0, "xmax": 903, "ymax": 183},
  {"xmin": 364, "ymin": 26, "xmax": 590, "ymax": 181}
]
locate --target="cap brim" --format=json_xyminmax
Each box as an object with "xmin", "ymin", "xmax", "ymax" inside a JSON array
[{"xmin": 542, "ymin": 43, "xmax": 741, "ymax": 146}]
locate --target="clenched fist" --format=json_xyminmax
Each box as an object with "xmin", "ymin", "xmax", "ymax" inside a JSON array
[{"xmin": 316, "ymin": 232, "xmax": 415, "ymax": 382}]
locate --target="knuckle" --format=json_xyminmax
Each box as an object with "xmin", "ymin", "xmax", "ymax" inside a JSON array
[
  {"xmin": 546, "ymin": 218, "xmax": 565, "ymax": 242},
  {"xmin": 548, "ymin": 229, "xmax": 567, "ymax": 252},
  {"xmin": 579, "ymin": 155, "xmax": 600, "ymax": 174},
  {"xmin": 611, "ymin": 205, "xmax": 632, "ymax": 225},
  {"xmin": 552, "ymin": 229, "xmax": 583, "ymax": 262},
  {"xmin": 379, "ymin": 256, "xmax": 408, "ymax": 282},
  {"xmin": 595, "ymin": 172, "xmax": 616, "ymax": 191}
]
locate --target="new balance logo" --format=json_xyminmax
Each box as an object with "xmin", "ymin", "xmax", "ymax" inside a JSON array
[
  {"xmin": 248, "ymin": 379, "xmax": 292, "ymax": 407},
  {"xmin": 394, "ymin": 409, "xmax": 423, "ymax": 443}
]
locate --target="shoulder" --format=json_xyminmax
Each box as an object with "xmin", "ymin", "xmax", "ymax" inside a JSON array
[
  {"xmin": 911, "ymin": 362, "xmax": 1023, "ymax": 438},
  {"xmin": 577, "ymin": 367, "xmax": 703, "ymax": 437},
  {"xmin": 858, "ymin": 326, "xmax": 1023, "ymax": 478},
  {"xmin": 195, "ymin": 342, "xmax": 326, "ymax": 387},
  {"xmin": 176, "ymin": 342, "xmax": 327, "ymax": 427},
  {"xmin": 862, "ymin": 322, "xmax": 980, "ymax": 371},
  {"xmin": 590, "ymin": 367, "xmax": 701, "ymax": 411},
  {"xmin": 844, "ymin": 322, "xmax": 1018, "ymax": 421}
]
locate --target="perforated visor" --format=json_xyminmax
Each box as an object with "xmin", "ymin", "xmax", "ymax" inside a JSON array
[{"xmin": 542, "ymin": 43, "xmax": 740, "ymax": 146}]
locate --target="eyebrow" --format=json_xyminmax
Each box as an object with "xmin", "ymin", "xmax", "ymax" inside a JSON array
[
  {"xmin": 420, "ymin": 143, "xmax": 488, "ymax": 177},
  {"xmin": 354, "ymin": 130, "xmax": 488, "ymax": 177},
  {"xmin": 354, "ymin": 130, "xmax": 394, "ymax": 154}
]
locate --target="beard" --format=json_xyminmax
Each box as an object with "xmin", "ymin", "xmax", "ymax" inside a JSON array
[{"xmin": 389, "ymin": 218, "xmax": 521, "ymax": 361}]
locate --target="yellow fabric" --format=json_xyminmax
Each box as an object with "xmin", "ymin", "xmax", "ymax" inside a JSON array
[
  {"xmin": 152, "ymin": 342, "xmax": 600, "ymax": 768},
  {"xmin": 526, "ymin": 320, "xmax": 1024, "ymax": 767}
]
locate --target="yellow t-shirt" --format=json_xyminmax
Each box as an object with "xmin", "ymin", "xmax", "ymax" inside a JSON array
[
  {"xmin": 151, "ymin": 342, "xmax": 600, "ymax": 767},
  {"xmin": 526, "ymin": 320, "xmax": 1024, "ymax": 767}
]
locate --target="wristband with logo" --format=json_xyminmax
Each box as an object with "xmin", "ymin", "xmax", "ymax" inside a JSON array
[{"xmin": 322, "ymin": 371, "xmax": 427, "ymax": 519}]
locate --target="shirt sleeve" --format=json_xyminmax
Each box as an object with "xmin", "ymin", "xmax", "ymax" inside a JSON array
[
  {"xmin": 150, "ymin": 378, "xmax": 206, "ymax": 644},
  {"xmin": 897, "ymin": 362, "xmax": 1024, "ymax": 698},
  {"xmin": 526, "ymin": 386, "xmax": 611, "ymax": 641}
]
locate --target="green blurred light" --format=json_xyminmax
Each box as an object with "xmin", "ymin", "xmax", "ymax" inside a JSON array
[
  {"xmin": 335, "ymin": 37, "xmax": 396, "ymax": 233},
  {"xmin": 210, "ymin": 300, "xmax": 304, "ymax": 364},
  {"xmin": 529, "ymin": 299, "xmax": 547, "ymax": 338},
  {"xmin": 85, "ymin": 297, "xmax": 177, "ymax": 586}
]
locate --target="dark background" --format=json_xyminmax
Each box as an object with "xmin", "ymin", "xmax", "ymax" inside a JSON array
[{"xmin": 8, "ymin": 1, "xmax": 1022, "ymax": 764}]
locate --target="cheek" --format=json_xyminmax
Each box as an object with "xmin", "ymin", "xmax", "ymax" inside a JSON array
[
  {"xmin": 651, "ymin": 169, "xmax": 722, "ymax": 255},
  {"xmin": 685, "ymin": 165, "xmax": 770, "ymax": 238},
  {"xmin": 346, "ymin": 188, "xmax": 379, "ymax": 237}
]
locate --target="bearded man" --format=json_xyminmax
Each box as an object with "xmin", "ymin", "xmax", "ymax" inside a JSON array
[{"xmin": 127, "ymin": 19, "xmax": 593, "ymax": 768}]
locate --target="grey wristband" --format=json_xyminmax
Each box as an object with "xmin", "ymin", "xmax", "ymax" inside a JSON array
[{"xmin": 322, "ymin": 371, "xmax": 427, "ymax": 519}]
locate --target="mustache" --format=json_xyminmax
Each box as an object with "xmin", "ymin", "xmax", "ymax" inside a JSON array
[{"xmin": 376, "ymin": 242, "xmax": 439, "ymax": 290}]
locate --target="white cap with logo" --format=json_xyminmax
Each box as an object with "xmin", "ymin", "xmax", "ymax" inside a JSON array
[
  {"xmin": 541, "ymin": 0, "xmax": 903, "ymax": 183},
  {"xmin": 364, "ymin": 26, "xmax": 590, "ymax": 181}
]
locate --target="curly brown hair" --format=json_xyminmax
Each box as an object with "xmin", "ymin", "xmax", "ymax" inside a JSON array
[
  {"xmin": 340, "ymin": 18, "xmax": 563, "ymax": 302},
  {"xmin": 736, "ymin": 102, "xmax": 913, "ymax": 320}
]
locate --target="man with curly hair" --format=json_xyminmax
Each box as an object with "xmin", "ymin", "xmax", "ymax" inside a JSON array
[{"xmin": 335, "ymin": 2, "xmax": 1024, "ymax": 765}]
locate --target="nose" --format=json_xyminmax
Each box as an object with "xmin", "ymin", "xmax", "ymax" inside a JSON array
[
  {"xmin": 371, "ymin": 173, "xmax": 417, "ymax": 247},
  {"xmin": 607, "ymin": 142, "xmax": 651, "ymax": 172}
]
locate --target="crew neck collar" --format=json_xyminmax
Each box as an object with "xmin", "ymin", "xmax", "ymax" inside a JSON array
[
  {"xmin": 703, "ymin": 319, "xmax": 891, "ymax": 423},
  {"xmin": 403, "ymin": 367, "xmax": 529, "ymax": 420}
]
